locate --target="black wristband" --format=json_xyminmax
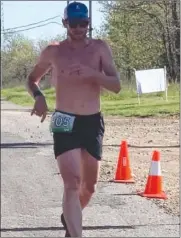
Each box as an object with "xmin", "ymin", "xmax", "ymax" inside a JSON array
[{"xmin": 33, "ymin": 90, "xmax": 44, "ymax": 98}]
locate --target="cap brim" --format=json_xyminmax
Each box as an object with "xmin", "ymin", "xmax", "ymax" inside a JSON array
[{"xmin": 67, "ymin": 13, "xmax": 88, "ymax": 20}]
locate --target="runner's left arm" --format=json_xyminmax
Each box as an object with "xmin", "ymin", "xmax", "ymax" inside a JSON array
[{"xmin": 97, "ymin": 40, "xmax": 121, "ymax": 94}]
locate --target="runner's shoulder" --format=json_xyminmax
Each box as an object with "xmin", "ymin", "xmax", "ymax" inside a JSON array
[
  {"xmin": 93, "ymin": 38, "xmax": 111, "ymax": 51},
  {"xmin": 40, "ymin": 40, "xmax": 65, "ymax": 58},
  {"xmin": 43, "ymin": 41, "xmax": 64, "ymax": 52}
]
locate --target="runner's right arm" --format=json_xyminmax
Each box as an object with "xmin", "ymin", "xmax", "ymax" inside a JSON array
[{"xmin": 27, "ymin": 45, "xmax": 53, "ymax": 98}]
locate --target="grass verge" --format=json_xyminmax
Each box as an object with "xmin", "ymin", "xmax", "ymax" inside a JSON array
[{"xmin": 1, "ymin": 84, "xmax": 179, "ymax": 117}]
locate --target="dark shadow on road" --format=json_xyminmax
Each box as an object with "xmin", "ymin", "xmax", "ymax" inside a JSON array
[
  {"xmin": 1, "ymin": 226, "xmax": 133, "ymax": 232},
  {"xmin": 128, "ymin": 144, "xmax": 180, "ymax": 149},
  {"xmin": 1, "ymin": 146, "xmax": 40, "ymax": 149},
  {"xmin": 1, "ymin": 142, "xmax": 179, "ymax": 149},
  {"xmin": 103, "ymin": 144, "xmax": 180, "ymax": 148},
  {"xmin": 1, "ymin": 223, "xmax": 179, "ymax": 232},
  {"xmin": 113, "ymin": 193, "xmax": 138, "ymax": 196},
  {"xmin": 1, "ymin": 142, "xmax": 53, "ymax": 149}
]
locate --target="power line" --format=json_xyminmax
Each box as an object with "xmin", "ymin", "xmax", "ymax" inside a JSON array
[
  {"xmin": 2, "ymin": 21, "xmax": 62, "ymax": 35},
  {"xmin": 3, "ymin": 15, "xmax": 61, "ymax": 32},
  {"xmin": 2, "ymin": 20, "xmax": 93, "ymax": 35},
  {"xmin": 2, "ymin": 1, "xmax": 93, "ymax": 36}
]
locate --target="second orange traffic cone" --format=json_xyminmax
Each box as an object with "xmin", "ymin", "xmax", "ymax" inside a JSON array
[
  {"xmin": 138, "ymin": 150, "xmax": 167, "ymax": 199},
  {"xmin": 112, "ymin": 140, "xmax": 134, "ymax": 183}
]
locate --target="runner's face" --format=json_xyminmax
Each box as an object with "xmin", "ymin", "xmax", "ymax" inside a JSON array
[{"xmin": 65, "ymin": 19, "xmax": 89, "ymax": 40}]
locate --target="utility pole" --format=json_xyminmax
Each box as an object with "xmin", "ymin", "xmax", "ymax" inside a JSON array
[
  {"xmin": 1, "ymin": 1, "xmax": 5, "ymax": 49},
  {"xmin": 1, "ymin": 1, "xmax": 4, "ymax": 31},
  {"xmin": 1, "ymin": 2, "xmax": 4, "ymax": 89},
  {"xmin": 88, "ymin": 0, "xmax": 92, "ymax": 38}
]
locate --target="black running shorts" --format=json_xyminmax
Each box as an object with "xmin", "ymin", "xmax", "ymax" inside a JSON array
[{"xmin": 52, "ymin": 110, "xmax": 105, "ymax": 160}]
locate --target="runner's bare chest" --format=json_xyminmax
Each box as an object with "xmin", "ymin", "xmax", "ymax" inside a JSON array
[{"xmin": 52, "ymin": 41, "xmax": 102, "ymax": 74}]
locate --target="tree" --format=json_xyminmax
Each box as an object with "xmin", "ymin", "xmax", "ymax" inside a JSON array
[
  {"xmin": 1, "ymin": 33, "xmax": 65, "ymax": 88},
  {"xmin": 99, "ymin": 0, "xmax": 180, "ymax": 82},
  {"xmin": 2, "ymin": 34, "xmax": 38, "ymax": 87}
]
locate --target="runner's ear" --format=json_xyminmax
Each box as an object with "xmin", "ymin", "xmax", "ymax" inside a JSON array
[{"xmin": 62, "ymin": 19, "xmax": 67, "ymax": 28}]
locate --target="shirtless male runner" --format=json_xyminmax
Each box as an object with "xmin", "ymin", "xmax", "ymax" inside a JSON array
[{"xmin": 27, "ymin": 2, "xmax": 121, "ymax": 237}]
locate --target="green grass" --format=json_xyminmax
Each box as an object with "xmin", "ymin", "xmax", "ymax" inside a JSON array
[{"xmin": 1, "ymin": 84, "xmax": 180, "ymax": 117}]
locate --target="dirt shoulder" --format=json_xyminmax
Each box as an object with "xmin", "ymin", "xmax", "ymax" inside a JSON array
[{"xmin": 101, "ymin": 117, "xmax": 179, "ymax": 216}]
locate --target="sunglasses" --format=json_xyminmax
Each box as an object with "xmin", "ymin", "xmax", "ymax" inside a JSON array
[{"xmin": 67, "ymin": 20, "xmax": 89, "ymax": 28}]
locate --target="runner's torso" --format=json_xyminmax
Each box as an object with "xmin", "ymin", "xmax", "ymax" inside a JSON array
[{"xmin": 49, "ymin": 39, "xmax": 103, "ymax": 115}]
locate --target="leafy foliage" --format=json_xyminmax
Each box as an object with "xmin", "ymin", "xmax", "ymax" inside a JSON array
[
  {"xmin": 98, "ymin": 0, "xmax": 180, "ymax": 82},
  {"xmin": 1, "ymin": 33, "xmax": 64, "ymax": 88}
]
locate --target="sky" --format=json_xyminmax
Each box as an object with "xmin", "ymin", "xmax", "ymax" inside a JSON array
[{"xmin": 2, "ymin": 1, "xmax": 104, "ymax": 42}]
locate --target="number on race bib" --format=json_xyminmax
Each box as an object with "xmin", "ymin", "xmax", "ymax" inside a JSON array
[{"xmin": 50, "ymin": 112, "xmax": 75, "ymax": 133}]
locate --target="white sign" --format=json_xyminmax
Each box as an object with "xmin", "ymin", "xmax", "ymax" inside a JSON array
[
  {"xmin": 134, "ymin": 67, "xmax": 168, "ymax": 104},
  {"xmin": 135, "ymin": 68, "xmax": 166, "ymax": 94}
]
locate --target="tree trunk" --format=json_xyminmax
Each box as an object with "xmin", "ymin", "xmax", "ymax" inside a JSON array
[{"xmin": 171, "ymin": 1, "xmax": 180, "ymax": 82}]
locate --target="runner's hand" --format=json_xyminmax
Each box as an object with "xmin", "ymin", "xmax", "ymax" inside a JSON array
[{"xmin": 31, "ymin": 95, "xmax": 48, "ymax": 123}]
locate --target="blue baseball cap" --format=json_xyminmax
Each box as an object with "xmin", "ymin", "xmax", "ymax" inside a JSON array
[{"xmin": 64, "ymin": 2, "xmax": 89, "ymax": 20}]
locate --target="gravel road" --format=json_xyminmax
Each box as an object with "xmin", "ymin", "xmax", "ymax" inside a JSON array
[{"xmin": 1, "ymin": 100, "xmax": 180, "ymax": 237}]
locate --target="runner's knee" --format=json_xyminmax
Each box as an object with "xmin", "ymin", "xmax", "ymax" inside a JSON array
[
  {"xmin": 83, "ymin": 181, "xmax": 97, "ymax": 194},
  {"xmin": 63, "ymin": 174, "xmax": 81, "ymax": 190}
]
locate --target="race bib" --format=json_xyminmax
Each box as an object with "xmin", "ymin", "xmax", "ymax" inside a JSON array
[{"xmin": 50, "ymin": 112, "xmax": 75, "ymax": 133}]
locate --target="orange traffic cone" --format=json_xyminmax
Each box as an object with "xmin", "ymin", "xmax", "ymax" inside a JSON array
[
  {"xmin": 112, "ymin": 140, "xmax": 134, "ymax": 183},
  {"xmin": 138, "ymin": 150, "xmax": 167, "ymax": 199}
]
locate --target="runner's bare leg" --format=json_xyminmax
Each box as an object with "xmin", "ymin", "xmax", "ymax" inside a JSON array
[{"xmin": 57, "ymin": 149, "xmax": 82, "ymax": 237}]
